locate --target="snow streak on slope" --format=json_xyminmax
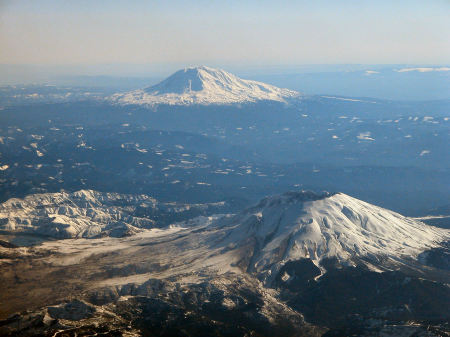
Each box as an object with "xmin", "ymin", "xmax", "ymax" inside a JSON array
[
  {"xmin": 219, "ymin": 191, "xmax": 449, "ymax": 275},
  {"xmin": 110, "ymin": 66, "xmax": 300, "ymax": 106}
]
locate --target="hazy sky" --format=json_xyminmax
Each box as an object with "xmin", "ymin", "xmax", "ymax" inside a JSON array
[{"xmin": 1, "ymin": 0, "xmax": 449, "ymax": 67}]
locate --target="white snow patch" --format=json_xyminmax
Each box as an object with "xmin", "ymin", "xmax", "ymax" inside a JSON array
[
  {"xmin": 397, "ymin": 67, "xmax": 450, "ymax": 73},
  {"xmin": 357, "ymin": 132, "xmax": 375, "ymax": 141}
]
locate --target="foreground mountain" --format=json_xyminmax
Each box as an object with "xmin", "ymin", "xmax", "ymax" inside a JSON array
[
  {"xmin": 220, "ymin": 191, "xmax": 448, "ymax": 273},
  {"xmin": 110, "ymin": 66, "xmax": 300, "ymax": 105},
  {"xmin": 0, "ymin": 191, "xmax": 448, "ymax": 336}
]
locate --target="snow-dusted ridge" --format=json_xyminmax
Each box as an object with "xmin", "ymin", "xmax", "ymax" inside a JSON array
[
  {"xmin": 0, "ymin": 189, "xmax": 227, "ymax": 239},
  {"xmin": 110, "ymin": 66, "xmax": 300, "ymax": 106}
]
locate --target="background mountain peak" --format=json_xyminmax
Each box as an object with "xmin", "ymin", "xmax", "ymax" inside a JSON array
[{"xmin": 111, "ymin": 66, "xmax": 300, "ymax": 106}]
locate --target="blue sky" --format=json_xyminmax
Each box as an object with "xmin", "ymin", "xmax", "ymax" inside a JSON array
[{"xmin": 1, "ymin": 0, "xmax": 449, "ymax": 67}]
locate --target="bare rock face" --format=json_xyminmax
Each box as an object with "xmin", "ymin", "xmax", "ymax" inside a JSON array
[
  {"xmin": 47, "ymin": 300, "xmax": 96, "ymax": 321},
  {"xmin": 0, "ymin": 276, "xmax": 324, "ymax": 337}
]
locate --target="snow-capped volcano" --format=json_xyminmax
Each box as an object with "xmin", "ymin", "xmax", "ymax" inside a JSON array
[
  {"xmin": 110, "ymin": 66, "xmax": 300, "ymax": 105},
  {"xmin": 218, "ymin": 191, "xmax": 449, "ymax": 277}
]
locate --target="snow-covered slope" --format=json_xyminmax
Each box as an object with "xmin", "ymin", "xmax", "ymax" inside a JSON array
[
  {"xmin": 110, "ymin": 66, "xmax": 300, "ymax": 106},
  {"xmin": 2, "ymin": 189, "xmax": 447, "ymax": 268},
  {"xmin": 218, "ymin": 191, "xmax": 449, "ymax": 276}
]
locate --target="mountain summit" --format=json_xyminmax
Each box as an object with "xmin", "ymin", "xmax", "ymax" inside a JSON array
[{"xmin": 110, "ymin": 66, "xmax": 300, "ymax": 105}]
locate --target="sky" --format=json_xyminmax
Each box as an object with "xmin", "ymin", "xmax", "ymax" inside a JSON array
[{"xmin": 0, "ymin": 0, "xmax": 449, "ymax": 71}]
